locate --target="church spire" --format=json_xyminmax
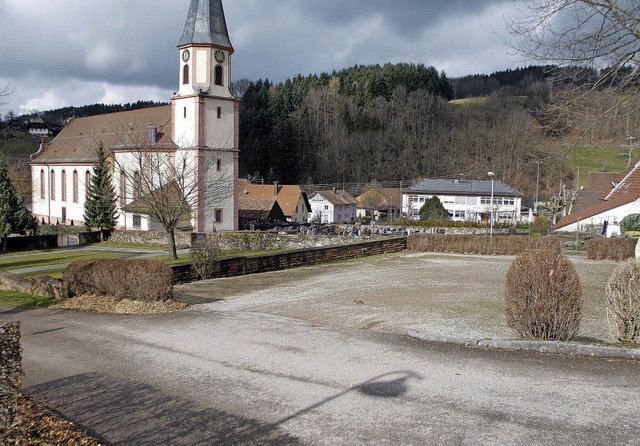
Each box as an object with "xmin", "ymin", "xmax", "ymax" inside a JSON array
[{"xmin": 178, "ymin": 0, "xmax": 233, "ymax": 49}]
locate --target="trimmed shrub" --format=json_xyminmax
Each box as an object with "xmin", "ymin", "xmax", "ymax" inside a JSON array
[
  {"xmin": 587, "ymin": 238, "xmax": 636, "ymax": 260},
  {"xmin": 191, "ymin": 236, "xmax": 221, "ymax": 280},
  {"xmin": 505, "ymin": 250, "xmax": 582, "ymax": 341},
  {"xmin": 63, "ymin": 259, "xmax": 173, "ymax": 302},
  {"xmin": 606, "ymin": 260, "xmax": 640, "ymax": 343},
  {"xmin": 408, "ymin": 234, "xmax": 561, "ymax": 256},
  {"xmin": 1, "ymin": 322, "xmax": 22, "ymax": 440}
]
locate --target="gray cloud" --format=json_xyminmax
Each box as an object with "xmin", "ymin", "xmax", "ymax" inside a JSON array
[{"xmin": 0, "ymin": 0, "xmax": 524, "ymax": 115}]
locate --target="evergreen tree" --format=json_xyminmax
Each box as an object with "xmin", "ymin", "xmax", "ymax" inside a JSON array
[
  {"xmin": 419, "ymin": 196, "xmax": 450, "ymax": 221},
  {"xmin": 0, "ymin": 160, "xmax": 37, "ymax": 251},
  {"xmin": 84, "ymin": 143, "xmax": 117, "ymax": 239}
]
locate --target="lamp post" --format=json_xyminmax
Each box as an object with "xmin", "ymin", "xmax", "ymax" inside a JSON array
[
  {"xmin": 488, "ymin": 171, "xmax": 495, "ymax": 238},
  {"xmin": 534, "ymin": 160, "xmax": 543, "ymax": 213}
]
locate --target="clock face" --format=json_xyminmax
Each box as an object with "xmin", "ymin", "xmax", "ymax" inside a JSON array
[
  {"xmin": 182, "ymin": 49, "xmax": 190, "ymax": 62},
  {"xmin": 214, "ymin": 50, "xmax": 226, "ymax": 64}
]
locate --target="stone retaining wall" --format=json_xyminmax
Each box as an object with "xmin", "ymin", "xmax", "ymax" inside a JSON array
[
  {"xmin": 172, "ymin": 236, "xmax": 407, "ymax": 284},
  {"xmin": 107, "ymin": 230, "xmax": 192, "ymax": 248}
]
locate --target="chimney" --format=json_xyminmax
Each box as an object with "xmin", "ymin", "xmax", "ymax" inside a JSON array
[
  {"xmin": 274, "ymin": 181, "xmax": 279, "ymax": 196},
  {"xmin": 147, "ymin": 126, "xmax": 157, "ymax": 144},
  {"xmin": 333, "ymin": 187, "xmax": 337, "ymax": 194}
]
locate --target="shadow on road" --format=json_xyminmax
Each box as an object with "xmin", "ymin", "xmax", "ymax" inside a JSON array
[{"xmin": 27, "ymin": 373, "xmax": 301, "ymax": 445}]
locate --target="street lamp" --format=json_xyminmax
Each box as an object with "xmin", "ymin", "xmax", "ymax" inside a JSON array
[
  {"xmin": 534, "ymin": 160, "xmax": 543, "ymax": 213},
  {"xmin": 488, "ymin": 172, "xmax": 495, "ymax": 238}
]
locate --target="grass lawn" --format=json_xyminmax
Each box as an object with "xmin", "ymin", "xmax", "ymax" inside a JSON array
[
  {"xmin": 0, "ymin": 290, "xmax": 57, "ymax": 309},
  {"xmin": 0, "ymin": 250, "xmax": 135, "ymax": 271},
  {"xmin": 564, "ymin": 145, "xmax": 631, "ymax": 188}
]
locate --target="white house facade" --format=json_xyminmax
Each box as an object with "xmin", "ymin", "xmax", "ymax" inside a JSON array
[
  {"xmin": 402, "ymin": 179, "xmax": 523, "ymax": 223},
  {"xmin": 30, "ymin": 0, "xmax": 239, "ymax": 232},
  {"xmin": 308, "ymin": 190, "xmax": 358, "ymax": 224}
]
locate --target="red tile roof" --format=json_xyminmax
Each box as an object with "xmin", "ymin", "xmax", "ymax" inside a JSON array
[
  {"xmin": 557, "ymin": 161, "xmax": 640, "ymax": 228},
  {"xmin": 238, "ymin": 183, "xmax": 307, "ymax": 218}
]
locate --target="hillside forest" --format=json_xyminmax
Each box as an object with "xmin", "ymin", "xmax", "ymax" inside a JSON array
[{"xmin": 3, "ymin": 65, "xmax": 640, "ymax": 203}]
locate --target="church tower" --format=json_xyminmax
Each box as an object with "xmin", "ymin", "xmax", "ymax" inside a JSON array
[{"xmin": 172, "ymin": 0, "xmax": 239, "ymax": 231}]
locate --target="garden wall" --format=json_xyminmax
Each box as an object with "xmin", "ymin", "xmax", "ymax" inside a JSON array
[
  {"xmin": 107, "ymin": 230, "xmax": 192, "ymax": 248},
  {"xmin": 172, "ymin": 236, "xmax": 407, "ymax": 284},
  {"xmin": 2, "ymin": 235, "xmax": 58, "ymax": 252}
]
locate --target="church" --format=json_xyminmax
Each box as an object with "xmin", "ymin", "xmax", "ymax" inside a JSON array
[{"xmin": 30, "ymin": 0, "xmax": 239, "ymax": 232}]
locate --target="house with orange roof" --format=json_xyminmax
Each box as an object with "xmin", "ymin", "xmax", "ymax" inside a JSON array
[
  {"xmin": 29, "ymin": 0, "xmax": 239, "ymax": 232},
  {"xmin": 556, "ymin": 161, "xmax": 640, "ymax": 237},
  {"xmin": 238, "ymin": 181, "xmax": 310, "ymax": 223},
  {"xmin": 355, "ymin": 188, "xmax": 402, "ymax": 221}
]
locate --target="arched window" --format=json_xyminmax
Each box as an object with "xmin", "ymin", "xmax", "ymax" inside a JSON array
[
  {"xmin": 85, "ymin": 170, "xmax": 91, "ymax": 198},
  {"xmin": 120, "ymin": 171, "xmax": 126, "ymax": 205},
  {"xmin": 61, "ymin": 170, "xmax": 67, "ymax": 201},
  {"xmin": 133, "ymin": 171, "xmax": 141, "ymax": 198},
  {"xmin": 50, "ymin": 170, "xmax": 56, "ymax": 201},
  {"xmin": 214, "ymin": 65, "xmax": 223, "ymax": 86},
  {"xmin": 40, "ymin": 169, "xmax": 45, "ymax": 199},
  {"xmin": 73, "ymin": 170, "xmax": 78, "ymax": 203},
  {"xmin": 183, "ymin": 64, "xmax": 189, "ymax": 84}
]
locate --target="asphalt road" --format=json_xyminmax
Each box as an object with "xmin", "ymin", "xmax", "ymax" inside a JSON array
[{"xmin": 7, "ymin": 305, "xmax": 640, "ymax": 446}]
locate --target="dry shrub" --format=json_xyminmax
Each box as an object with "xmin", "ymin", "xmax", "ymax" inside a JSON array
[
  {"xmin": 1, "ymin": 322, "xmax": 22, "ymax": 442},
  {"xmin": 407, "ymin": 234, "xmax": 560, "ymax": 256},
  {"xmin": 587, "ymin": 238, "xmax": 636, "ymax": 260},
  {"xmin": 606, "ymin": 260, "xmax": 640, "ymax": 343},
  {"xmin": 191, "ymin": 236, "xmax": 221, "ymax": 280},
  {"xmin": 63, "ymin": 259, "xmax": 173, "ymax": 302},
  {"xmin": 505, "ymin": 250, "xmax": 582, "ymax": 341}
]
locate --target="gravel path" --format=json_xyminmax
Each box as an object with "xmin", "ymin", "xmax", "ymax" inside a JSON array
[{"xmin": 177, "ymin": 252, "xmax": 620, "ymax": 342}]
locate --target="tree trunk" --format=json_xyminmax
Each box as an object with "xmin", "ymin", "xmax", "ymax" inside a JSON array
[
  {"xmin": 99, "ymin": 227, "xmax": 104, "ymax": 242},
  {"xmin": 167, "ymin": 228, "xmax": 178, "ymax": 260}
]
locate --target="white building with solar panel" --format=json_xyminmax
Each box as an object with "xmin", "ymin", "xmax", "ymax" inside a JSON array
[{"xmin": 402, "ymin": 179, "xmax": 523, "ymax": 223}]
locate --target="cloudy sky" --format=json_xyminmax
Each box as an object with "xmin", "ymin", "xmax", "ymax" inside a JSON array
[{"xmin": 0, "ymin": 0, "xmax": 528, "ymax": 116}]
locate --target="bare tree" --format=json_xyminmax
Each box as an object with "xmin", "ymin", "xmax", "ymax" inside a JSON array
[
  {"xmin": 509, "ymin": 1, "xmax": 640, "ymax": 132},
  {"xmin": 510, "ymin": 1, "xmax": 640, "ymax": 89},
  {"xmin": 113, "ymin": 132, "xmax": 234, "ymax": 260}
]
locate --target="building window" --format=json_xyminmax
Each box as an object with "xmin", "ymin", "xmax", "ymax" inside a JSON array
[
  {"xmin": 217, "ymin": 107, "xmax": 222, "ymax": 119},
  {"xmin": 61, "ymin": 170, "xmax": 67, "ymax": 202},
  {"xmin": 50, "ymin": 170, "xmax": 56, "ymax": 201},
  {"xmin": 40, "ymin": 169, "xmax": 45, "ymax": 199},
  {"xmin": 183, "ymin": 107, "xmax": 187, "ymax": 119},
  {"xmin": 73, "ymin": 170, "xmax": 78, "ymax": 203},
  {"xmin": 214, "ymin": 209, "xmax": 223, "ymax": 223},
  {"xmin": 324, "ymin": 205, "xmax": 329, "ymax": 210},
  {"xmin": 214, "ymin": 65, "xmax": 223, "ymax": 86},
  {"xmin": 481, "ymin": 197, "xmax": 491, "ymax": 205},
  {"xmin": 455, "ymin": 196, "xmax": 466, "ymax": 205},
  {"xmin": 120, "ymin": 171, "xmax": 126, "ymax": 205},
  {"xmin": 85, "ymin": 171, "xmax": 91, "ymax": 198},
  {"xmin": 216, "ymin": 159, "xmax": 221, "ymax": 171},
  {"xmin": 183, "ymin": 64, "xmax": 189, "ymax": 84},
  {"xmin": 133, "ymin": 171, "xmax": 141, "ymax": 198},
  {"xmin": 132, "ymin": 214, "xmax": 141, "ymax": 228}
]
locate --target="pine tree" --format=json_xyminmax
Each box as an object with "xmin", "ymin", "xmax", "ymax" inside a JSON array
[
  {"xmin": 84, "ymin": 143, "xmax": 117, "ymax": 240},
  {"xmin": 419, "ymin": 196, "xmax": 449, "ymax": 221},
  {"xmin": 0, "ymin": 160, "xmax": 37, "ymax": 251}
]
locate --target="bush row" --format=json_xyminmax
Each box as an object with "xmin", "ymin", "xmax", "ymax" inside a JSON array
[
  {"xmin": 587, "ymin": 238, "xmax": 637, "ymax": 261},
  {"xmin": 63, "ymin": 259, "xmax": 173, "ymax": 302},
  {"xmin": 393, "ymin": 218, "xmax": 529, "ymax": 230},
  {"xmin": 408, "ymin": 234, "xmax": 561, "ymax": 255},
  {"xmin": 1, "ymin": 322, "xmax": 22, "ymax": 440}
]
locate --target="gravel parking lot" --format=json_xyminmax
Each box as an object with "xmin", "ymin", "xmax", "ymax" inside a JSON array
[{"xmin": 176, "ymin": 251, "xmax": 620, "ymax": 343}]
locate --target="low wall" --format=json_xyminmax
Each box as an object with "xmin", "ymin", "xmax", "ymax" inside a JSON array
[
  {"xmin": 172, "ymin": 236, "xmax": 407, "ymax": 284},
  {"xmin": 2, "ymin": 235, "xmax": 58, "ymax": 252},
  {"xmin": 192, "ymin": 231, "xmax": 379, "ymax": 251},
  {"xmin": 108, "ymin": 230, "xmax": 192, "ymax": 248}
]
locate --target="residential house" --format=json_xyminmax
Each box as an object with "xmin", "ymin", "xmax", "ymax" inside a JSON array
[
  {"xmin": 27, "ymin": 116, "xmax": 61, "ymax": 137},
  {"xmin": 402, "ymin": 178, "xmax": 523, "ymax": 223},
  {"xmin": 238, "ymin": 196, "xmax": 286, "ymax": 227},
  {"xmin": 29, "ymin": 0, "xmax": 239, "ymax": 231},
  {"xmin": 556, "ymin": 161, "xmax": 640, "ymax": 237},
  {"xmin": 356, "ymin": 188, "xmax": 402, "ymax": 222},
  {"xmin": 308, "ymin": 189, "xmax": 358, "ymax": 223},
  {"xmin": 239, "ymin": 181, "xmax": 310, "ymax": 223}
]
